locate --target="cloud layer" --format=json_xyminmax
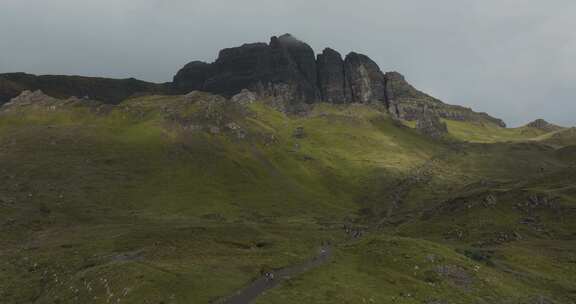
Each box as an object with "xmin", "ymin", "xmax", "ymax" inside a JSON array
[{"xmin": 1, "ymin": 0, "xmax": 574, "ymax": 126}]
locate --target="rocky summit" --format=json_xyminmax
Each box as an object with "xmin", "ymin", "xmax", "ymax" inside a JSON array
[
  {"xmin": 0, "ymin": 34, "xmax": 505, "ymax": 126},
  {"xmin": 174, "ymin": 34, "xmax": 320, "ymax": 108},
  {"xmin": 172, "ymin": 34, "xmax": 505, "ymax": 124}
]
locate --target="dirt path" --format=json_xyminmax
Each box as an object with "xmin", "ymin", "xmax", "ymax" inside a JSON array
[{"xmin": 217, "ymin": 245, "xmax": 333, "ymax": 304}]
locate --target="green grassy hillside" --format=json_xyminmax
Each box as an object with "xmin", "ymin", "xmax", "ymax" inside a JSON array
[
  {"xmin": 0, "ymin": 93, "xmax": 574, "ymax": 303},
  {"xmin": 0, "ymin": 93, "xmax": 442, "ymax": 303},
  {"xmin": 444, "ymin": 120, "xmax": 549, "ymax": 143}
]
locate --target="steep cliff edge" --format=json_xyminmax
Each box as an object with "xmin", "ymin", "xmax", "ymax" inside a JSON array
[{"xmin": 174, "ymin": 34, "xmax": 505, "ymax": 126}]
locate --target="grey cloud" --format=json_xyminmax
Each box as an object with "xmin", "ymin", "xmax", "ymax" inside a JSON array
[{"xmin": 0, "ymin": 0, "xmax": 574, "ymax": 126}]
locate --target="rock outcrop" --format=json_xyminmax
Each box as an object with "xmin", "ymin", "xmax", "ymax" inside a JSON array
[
  {"xmin": 174, "ymin": 34, "xmax": 504, "ymax": 126},
  {"xmin": 344, "ymin": 52, "xmax": 387, "ymax": 104},
  {"xmin": 4, "ymin": 90, "xmax": 60, "ymax": 107},
  {"xmin": 385, "ymin": 72, "xmax": 506, "ymax": 127},
  {"xmin": 230, "ymin": 89, "xmax": 257, "ymax": 105},
  {"xmin": 174, "ymin": 34, "xmax": 320, "ymax": 109},
  {"xmin": 0, "ymin": 33, "xmax": 507, "ymax": 127},
  {"xmin": 173, "ymin": 36, "xmax": 391, "ymax": 108},
  {"xmin": 416, "ymin": 111, "xmax": 448, "ymax": 139},
  {"xmin": 525, "ymin": 119, "xmax": 563, "ymax": 132},
  {"xmin": 1, "ymin": 90, "xmax": 105, "ymax": 113}
]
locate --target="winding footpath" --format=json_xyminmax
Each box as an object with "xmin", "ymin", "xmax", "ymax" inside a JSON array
[
  {"xmin": 217, "ymin": 245, "xmax": 333, "ymax": 304},
  {"xmin": 218, "ymin": 151, "xmax": 449, "ymax": 303}
]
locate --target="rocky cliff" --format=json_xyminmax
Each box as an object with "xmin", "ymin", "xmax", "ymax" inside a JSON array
[
  {"xmin": 1, "ymin": 34, "xmax": 506, "ymax": 126},
  {"xmin": 174, "ymin": 34, "xmax": 505, "ymax": 125},
  {"xmin": 173, "ymin": 35, "xmax": 390, "ymax": 108},
  {"xmin": 173, "ymin": 34, "xmax": 321, "ymax": 110},
  {"xmin": 316, "ymin": 48, "xmax": 350, "ymax": 103},
  {"xmin": 384, "ymin": 72, "xmax": 507, "ymax": 127}
]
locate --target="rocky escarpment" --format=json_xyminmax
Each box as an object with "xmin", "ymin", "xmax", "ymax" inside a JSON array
[
  {"xmin": 0, "ymin": 73, "xmax": 169, "ymax": 104},
  {"xmin": 1, "ymin": 33, "xmax": 506, "ymax": 126},
  {"xmin": 174, "ymin": 34, "xmax": 504, "ymax": 125},
  {"xmin": 524, "ymin": 119, "xmax": 563, "ymax": 132},
  {"xmin": 173, "ymin": 35, "xmax": 390, "ymax": 109},
  {"xmin": 173, "ymin": 34, "xmax": 320, "ymax": 110}
]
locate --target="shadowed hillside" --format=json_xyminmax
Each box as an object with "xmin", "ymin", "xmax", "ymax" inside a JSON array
[{"xmin": 0, "ymin": 89, "xmax": 574, "ymax": 303}]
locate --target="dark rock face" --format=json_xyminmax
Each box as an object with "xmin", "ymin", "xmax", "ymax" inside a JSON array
[
  {"xmin": 317, "ymin": 48, "xmax": 350, "ymax": 103},
  {"xmin": 174, "ymin": 37, "xmax": 388, "ymax": 107},
  {"xmin": 0, "ymin": 73, "xmax": 168, "ymax": 104},
  {"xmin": 344, "ymin": 52, "xmax": 387, "ymax": 104},
  {"xmin": 275, "ymin": 34, "xmax": 318, "ymax": 90},
  {"xmin": 175, "ymin": 34, "xmax": 319, "ymax": 108},
  {"xmin": 202, "ymin": 42, "xmax": 274, "ymax": 97}
]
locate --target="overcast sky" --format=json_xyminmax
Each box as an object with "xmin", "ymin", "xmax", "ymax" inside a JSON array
[{"xmin": 1, "ymin": 0, "xmax": 574, "ymax": 126}]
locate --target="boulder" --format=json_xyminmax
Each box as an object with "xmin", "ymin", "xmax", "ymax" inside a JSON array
[
  {"xmin": 416, "ymin": 111, "xmax": 448, "ymax": 139},
  {"xmin": 231, "ymin": 89, "xmax": 257, "ymax": 104},
  {"xmin": 292, "ymin": 126, "xmax": 306, "ymax": 139}
]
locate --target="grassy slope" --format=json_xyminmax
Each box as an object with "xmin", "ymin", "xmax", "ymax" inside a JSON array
[
  {"xmin": 257, "ymin": 116, "xmax": 576, "ymax": 303},
  {"xmin": 0, "ymin": 94, "xmax": 574, "ymax": 303},
  {"xmin": 445, "ymin": 120, "xmax": 548, "ymax": 143},
  {"xmin": 0, "ymin": 95, "xmax": 441, "ymax": 303},
  {"xmin": 538, "ymin": 127, "xmax": 576, "ymax": 148}
]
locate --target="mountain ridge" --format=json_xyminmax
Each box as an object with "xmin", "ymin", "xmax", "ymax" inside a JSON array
[{"xmin": 1, "ymin": 33, "xmax": 506, "ymax": 126}]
